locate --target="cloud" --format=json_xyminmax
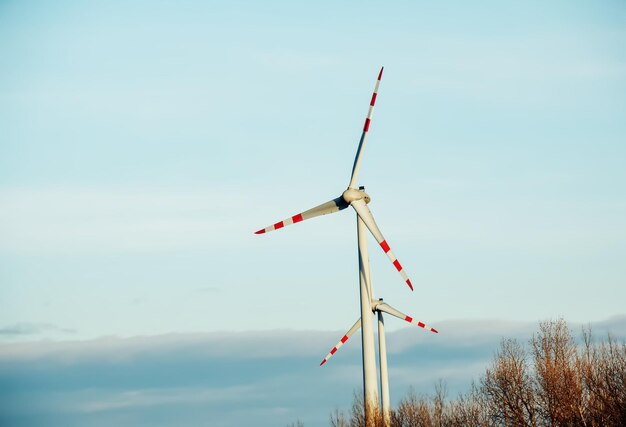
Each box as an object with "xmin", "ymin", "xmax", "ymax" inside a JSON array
[
  {"xmin": 0, "ymin": 329, "xmax": 335, "ymax": 362},
  {"xmin": 0, "ymin": 322, "xmax": 75, "ymax": 337},
  {"xmin": 2, "ymin": 316, "xmax": 624, "ymax": 363},
  {"xmin": 1, "ymin": 317, "xmax": 624, "ymax": 427},
  {"xmin": 72, "ymin": 385, "xmax": 262, "ymax": 413}
]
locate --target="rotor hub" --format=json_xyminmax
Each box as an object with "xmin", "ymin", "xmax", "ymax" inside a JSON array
[{"xmin": 342, "ymin": 187, "xmax": 371, "ymax": 204}]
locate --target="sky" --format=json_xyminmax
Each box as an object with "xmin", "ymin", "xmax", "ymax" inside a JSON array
[{"xmin": 1, "ymin": 0, "xmax": 626, "ymax": 425}]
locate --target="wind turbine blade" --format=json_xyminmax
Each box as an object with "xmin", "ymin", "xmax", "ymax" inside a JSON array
[
  {"xmin": 350, "ymin": 199, "xmax": 414, "ymax": 291},
  {"xmin": 376, "ymin": 302, "xmax": 438, "ymax": 333},
  {"xmin": 320, "ymin": 318, "xmax": 362, "ymax": 366},
  {"xmin": 348, "ymin": 67, "xmax": 384, "ymax": 189},
  {"xmin": 254, "ymin": 196, "xmax": 349, "ymax": 234}
]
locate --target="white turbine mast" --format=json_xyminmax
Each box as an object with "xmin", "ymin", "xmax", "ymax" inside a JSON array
[{"xmin": 255, "ymin": 67, "xmax": 437, "ymax": 425}]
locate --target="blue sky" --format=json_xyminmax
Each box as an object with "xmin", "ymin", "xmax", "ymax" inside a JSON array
[{"xmin": 1, "ymin": 0, "xmax": 626, "ymax": 425}]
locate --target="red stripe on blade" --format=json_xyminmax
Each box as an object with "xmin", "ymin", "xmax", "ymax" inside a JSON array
[
  {"xmin": 254, "ymin": 229, "xmax": 266, "ymax": 234},
  {"xmin": 370, "ymin": 93, "xmax": 377, "ymax": 106},
  {"xmin": 417, "ymin": 322, "xmax": 425, "ymax": 328},
  {"xmin": 340, "ymin": 335, "xmax": 349, "ymax": 343},
  {"xmin": 330, "ymin": 347, "xmax": 338, "ymax": 355},
  {"xmin": 380, "ymin": 240, "xmax": 390, "ymax": 253},
  {"xmin": 405, "ymin": 316, "xmax": 413, "ymax": 323},
  {"xmin": 292, "ymin": 213, "xmax": 303, "ymax": 223},
  {"xmin": 363, "ymin": 118, "xmax": 371, "ymax": 132},
  {"xmin": 274, "ymin": 221, "xmax": 284, "ymax": 230},
  {"xmin": 393, "ymin": 260, "xmax": 402, "ymax": 271}
]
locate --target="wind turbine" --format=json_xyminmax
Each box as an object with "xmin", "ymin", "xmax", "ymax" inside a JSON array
[
  {"xmin": 320, "ymin": 298, "xmax": 437, "ymax": 424},
  {"xmin": 254, "ymin": 67, "xmax": 437, "ymax": 424}
]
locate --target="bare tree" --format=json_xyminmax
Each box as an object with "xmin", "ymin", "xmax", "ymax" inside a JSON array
[
  {"xmin": 330, "ymin": 408, "xmax": 349, "ymax": 427},
  {"xmin": 578, "ymin": 330, "xmax": 626, "ymax": 426},
  {"xmin": 449, "ymin": 383, "xmax": 489, "ymax": 427},
  {"xmin": 327, "ymin": 320, "xmax": 625, "ymax": 427},
  {"xmin": 391, "ymin": 388, "xmax": 433, "ymax": 427},
  {"xmin": 531, "ymin": 319, "xmax": 582, "ymax": 426},
  {"xmin": 481, "ymin": 338, "xmax": 537, "ymax": 427}
]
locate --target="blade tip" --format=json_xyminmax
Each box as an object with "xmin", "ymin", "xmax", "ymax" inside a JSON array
[
  {"xmin": 254, "ymin": 229, "xmax": 265, "ymax": 235},
  {"xmin": 406, "ymin": 279, "xmax": 414, "ymax": 291},
  {"xmin": 378, "ymin": 67, "xmax": 384, "ymax": 80},
  {"xmin": 432, "ymin": 328, "xmax": 439, "ymax": 334},
  {"xmin": 319, "ymin": 360, "xmax": 326, "ymax": 366}
]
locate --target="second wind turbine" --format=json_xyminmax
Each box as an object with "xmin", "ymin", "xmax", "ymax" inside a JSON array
[{"xmin": 255, "ymin": 67, "xmax": 438, "ymax": 423}]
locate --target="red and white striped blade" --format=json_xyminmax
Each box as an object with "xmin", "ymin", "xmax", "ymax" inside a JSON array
[
  {"xmin": 254, "ymin": 196, "xmax": 349, "ymax": 235},
  {"xmin": 319, "ymin": 318, "xmax": 362, "ymax": 366},
  {"xmin": 350, "ymin": 199, "xmax": 414, "ymax": 291},
  {"xmin": 376, "ymin": 302, "xmax": 438, "ymax": 333},
  {"xmin": 348, "ymin": 67, "xmax": 384, "ymax": 189}
]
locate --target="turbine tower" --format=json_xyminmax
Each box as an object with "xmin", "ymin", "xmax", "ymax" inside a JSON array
[{"xmin": 255, "ymin": 67, "xmax": 437, "ymax": 425}]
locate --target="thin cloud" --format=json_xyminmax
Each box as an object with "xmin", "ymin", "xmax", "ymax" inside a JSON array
[
  {"xmin": 1, "ymin": 317, "xmax": 623, "ymax": 363},
  {"xmin": 1, "ymin": 317, "xmax": 624, "ymax": 427},
  {"xmin": 73, "ymin": 385, "xmax": 262, "ymax": 413},
  {"xmin": 0, "ymin": 322, "xmax": 75, "ymax": 337}
]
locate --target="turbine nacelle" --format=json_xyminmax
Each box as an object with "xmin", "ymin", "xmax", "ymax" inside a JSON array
[
  {"xmin": 371, "ymin": 298, "xmax": 384, "ymax": 312},
  {"xmin": 342, "ymin": 187, "xmax": 371, "ymax": 205}
]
